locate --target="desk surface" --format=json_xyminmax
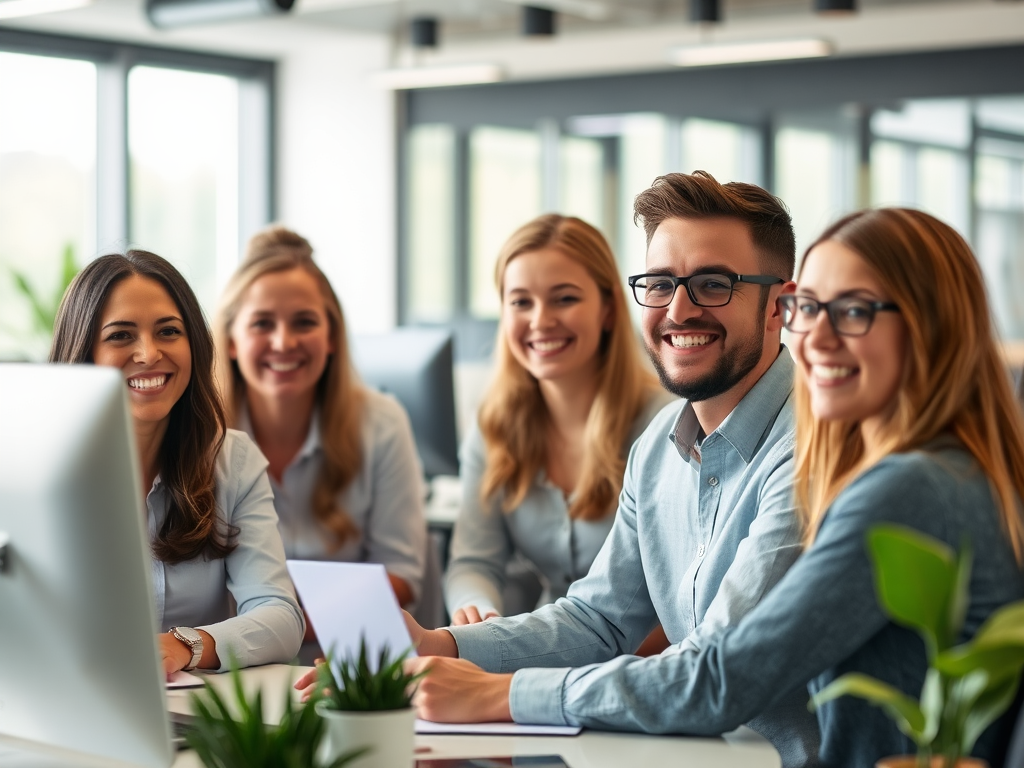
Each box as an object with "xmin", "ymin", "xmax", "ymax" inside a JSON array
[{"xmin": 1, "ymin": 664, "xmax": 780, "ymax": 768}]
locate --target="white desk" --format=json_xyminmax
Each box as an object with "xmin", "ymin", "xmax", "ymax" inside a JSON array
[{"xmin": 0, "ymin": 664, "xmax": 780, "ymax": 768}]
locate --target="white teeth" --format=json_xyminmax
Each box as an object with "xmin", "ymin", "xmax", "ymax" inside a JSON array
[
  {"xmin": 669, "ymin": 334, "xmax": 714, "ymax": 348},
  {"xmin": 813, "ymin": 365, "xmax": 855, "ymax": 380},
  {"xmin": 128, "ymin": 375, "xmax": 167, "ymax": 390},
  {"xmin": 267, "ymin": 361, "xmax": 301, "ymax": 372},
  {"xmin": 531, "ymin": 340, "xmax": 569, "ymax": 352}
]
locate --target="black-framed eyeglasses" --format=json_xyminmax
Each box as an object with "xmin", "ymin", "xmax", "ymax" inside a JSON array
[
  {"xmin": 627, "ymin": 272, "xmax": 785, "ymax": 309},
  {"xmin": 779, "ymin": 294, "xmax": 901, "ymax": 337}
]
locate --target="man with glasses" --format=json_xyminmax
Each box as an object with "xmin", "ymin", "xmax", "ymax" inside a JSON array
[{"xmin": 400, "ymin": 171, "xmax": 818, "ymax": 766}]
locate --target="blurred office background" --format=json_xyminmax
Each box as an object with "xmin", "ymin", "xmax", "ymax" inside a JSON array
[{"xmin": 1, "ymin": 0, "xmax": 1023, "ymax": 422}]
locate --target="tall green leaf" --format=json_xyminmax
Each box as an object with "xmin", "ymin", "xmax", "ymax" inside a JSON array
[
  {"xmin": 868, "ymin": 525, "xmax": 958, "ymax": 656},
  {"xmin": 810, "ymin": 673, "xmax": 929, "ymax": 745}
]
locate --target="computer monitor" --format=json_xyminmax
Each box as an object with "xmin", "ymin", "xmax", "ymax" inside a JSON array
[
  {"xmin": 0, "ymin": 364, "xmax": 173, "ymax": 767},
  {"xmin": 350, "ymin": 327, "xmax": 459, "ymax": 478}
]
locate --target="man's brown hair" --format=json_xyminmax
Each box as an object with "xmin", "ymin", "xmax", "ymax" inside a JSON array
[{"xmin": 633, "ymin": 170, "xmax": 796, "ymax": 280}]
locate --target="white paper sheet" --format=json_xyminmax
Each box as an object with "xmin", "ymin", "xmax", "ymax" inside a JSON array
[
  {"xmin": 287, "ymin": 560, "xmax": 415, "ymax": 671},
  {"xmin": 415, "ymin": 720, "xmax": 582, "ymax": 736},
  {"xmin": 166, "ymin": 670, "xmax": 205, "ymax": 688}
]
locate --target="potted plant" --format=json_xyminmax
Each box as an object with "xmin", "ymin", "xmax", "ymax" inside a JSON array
[
  {"xmin": 811, "ymin": 524, "xmax": 1024, "ymax": 768},
  {"xmin": 186, "ymin": 664, "xmax": 365, "ymax": 768},
  {"xmin": 313, "ymin": 639, "xmax": 426, "ymax": 768}
]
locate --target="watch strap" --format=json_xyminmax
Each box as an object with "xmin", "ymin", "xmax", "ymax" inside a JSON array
[{"xmin": 170, "ymin": 626, "xmax": 203, "ymax": 671}]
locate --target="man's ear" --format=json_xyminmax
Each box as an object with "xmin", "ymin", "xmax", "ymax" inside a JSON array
[{"xmin": 767, "ymin": 280, "xmax": 797, "ymax": 332}]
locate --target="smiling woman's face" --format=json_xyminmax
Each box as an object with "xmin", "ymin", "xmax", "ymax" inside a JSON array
[
  {"xmin": 91, "ymin": 274, "xmax": 192, "ymax": 430},
  {"xmin": 501, "ymin": 247, "xmax": 611, "ymax": 386},
  {"xmin": 793, "ymin": 240, "xmax": 908, "ymax": 444}
]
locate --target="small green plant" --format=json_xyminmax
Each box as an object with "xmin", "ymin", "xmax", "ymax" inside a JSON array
[
  {"xmin": 315, "ymin": 638, "xmax": 425, "ymax": 711},
  {"xmin": 10, "ymin": 243, "xmax": 78, "ymax": 336},
  {"xmin": 186, "ymin": 664, "xmax": 366, "ymax": 768},
  {"xmin": 811, "ymin": 524, "xmax": 1024, "ymax": 768}
]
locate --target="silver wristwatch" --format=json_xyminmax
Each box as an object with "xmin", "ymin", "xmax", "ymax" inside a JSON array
[{"xmin": 170, "ymin": 626, "xmax": 203, "ymax": 671}]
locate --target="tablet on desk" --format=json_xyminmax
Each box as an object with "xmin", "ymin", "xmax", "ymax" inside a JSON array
[{"xmin": 416, "ymin": 758, "xmax": 570, "ymax": 767}]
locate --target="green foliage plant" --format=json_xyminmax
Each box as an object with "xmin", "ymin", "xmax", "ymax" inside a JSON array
[
  {"xmin": 10, "ymin": 243, "xmax": 78, "ymax": 336},
  {"xmin": 315, "ymin": 638, "xmax": 425, "ymax": 712},
  {"xmin": 811, "ymin": 524, "xmax": 1024, "ymax": 768},
  {"xmin": 186, "ymin": 664, "xmax": 365, "ymax": 768}
]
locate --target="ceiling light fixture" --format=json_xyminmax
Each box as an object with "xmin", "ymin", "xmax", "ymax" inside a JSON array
[
  {"xmin": 815, "ymin": 0, "xmax": 856, "ymax": 13},
  {"xmin": 522, "ymin": 5, "xmax": 556, "ymax": 36},
  {"xmin": 689, "ymin": 0, "xmax": 719, "ymax": 23},
  {"xmin": 669, "ymin": 38, "xmax": 833, "ymax": 67},
  {"xmin": 374, "ymin": 63, "xmax": 504, "ymax": 90},
  {"xmin": 410, "ymin": 16, "xmax": 439, "ymax": 48},
  {"xmin": 145, "ymin": 0, "xmax": 294, "ymax": 29},
  {"xmin": 0, "ymin": 0, "xmax": 92, "ymax": 20}
]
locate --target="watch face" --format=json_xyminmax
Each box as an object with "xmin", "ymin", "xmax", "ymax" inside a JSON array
[{"xmin": 173, "ymin": 626, "xmax": 202, "ymax": 644}]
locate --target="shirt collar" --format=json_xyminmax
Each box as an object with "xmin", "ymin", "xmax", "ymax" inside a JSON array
[
  {"xmin": 668, "ymin": 346, "xmax": 794, "ymax": 465},
  {"xmin": 237, "ymin": 401, "xmax": 322, "ymax": 461}
]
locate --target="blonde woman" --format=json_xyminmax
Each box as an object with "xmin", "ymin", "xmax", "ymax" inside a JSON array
[
  {"xmin": 215, "ymin": 227, "xmax": 426, "ymax": 617},
  {"xmin": 445, "ymin": 214, "xmax": 674, "ymax": 627},
  {"xmin": 403, "ymin": 208, "xmax": 1024, "ymax": 768}
]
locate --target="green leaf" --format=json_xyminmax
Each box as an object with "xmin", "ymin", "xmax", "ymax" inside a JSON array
[
  {"xmin": 947, "ymin": 538, "xmax": 973, "ymax": 646},
  {"xmin": 961, "ymin": 671, "xmax": 1020, "ymax": 754},
  {"xmin": 919, "ymin": 668, "xmax": 944, "ymax": 745},
  {"xmin": 868, "ymin": 525, "xmax": 958, "ymax": 656},
  {"xmin": 10, "ymin": 270, "xmax": 52, "ymax": 333},
  {"xmin": 810, "ymin": 673, "xmax": 929, "ymax": 744},
  {"xmin": 316, "ymin": 635, "xmax": 426, "ymax": 712},
  {"xmin": 934, "ymin": 603, "xmax": 1024, "ymax": 679}
]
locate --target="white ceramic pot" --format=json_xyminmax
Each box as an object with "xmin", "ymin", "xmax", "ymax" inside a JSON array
[{"xmin": 316, "ymin": 702, "xmax": 416, "ymax": 768}]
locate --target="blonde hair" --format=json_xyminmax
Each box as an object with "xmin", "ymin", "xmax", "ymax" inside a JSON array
[
  {"xmin": 479, "ymin": 214, "xmax": 660, "ymax": 522},
  {"xmin": 215, "ymin": 225, "xmax": 366, "ymax": 549},
  {"xmin": 794, "ymin": 208, "xmax": 1024, "ymax": 563}
]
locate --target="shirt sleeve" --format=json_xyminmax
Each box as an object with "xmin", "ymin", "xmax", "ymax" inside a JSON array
[
  {"xmin": 444, "ymin": 425, "xmax": 512, "ymax": 618},
  {"xmin": 506, "ymin": 455, "xmax": 955, "ymax": 732},
  {"xmin": 450, "ymin": 435, "xmax": 659, "ymax": 670},
  {"xmin": 198, "ymin": 433, "xmax": 306, "ymax": 671},
  {"xmin": 679, "ymin": 433, "xmax": 803, "ymax": 653},
  {"xmin": 360, "ymin": 394, "xmax": 428, "ymax": 601}
]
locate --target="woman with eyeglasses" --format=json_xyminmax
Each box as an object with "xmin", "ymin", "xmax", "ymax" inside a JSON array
[
  {"xmin": 215, "ymin": 226, "xmax": 427, "ymax": 629},
  {"xmin": 401, "ymin": 208, "xmax": 1024, "ymax": 767},
  {"xmin": 444, "ymin": 214, "xmax": 673, "ymax": 631},
  {"xmin": 50, "ymin": 250, "xmax": 304, "ymax": 677}
]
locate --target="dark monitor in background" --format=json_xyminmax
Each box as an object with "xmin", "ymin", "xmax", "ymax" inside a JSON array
[
  {"xmin": 0, "ymin": 364, "xmax": 174, "ymax": 767},
  {"xmin": 350, "ymin": 327, "xmax": 459, "ymax": 478}
]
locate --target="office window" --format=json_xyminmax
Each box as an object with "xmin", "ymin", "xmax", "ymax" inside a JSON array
[
  {"xmin": 775, "ymin": 126, "xmax": 853, "ymax": 259},
  {"xmin": 0, "ymin": 29, "xmax": 273, "ymax": 362},
  {"xmin": 0, "ymin": 53, "xmax": 95, "ymax": 361},
  {"xmin": 129, "ymin": 66, "xmax": 240, "ymax": 313},
  {"xmin": 681, "ymin": 119, "xmax": 762, "ymax": 186},
  {"xmin": 559, "ymin": 136, "xmax": 605, "ymax": 231},
  {"xmin": 405, "ymin": 124, "xmax": 457, "ymax": 323},
  {"xmin": 468, "ymin": 127, "xmax": 541, "ymax": 318}
]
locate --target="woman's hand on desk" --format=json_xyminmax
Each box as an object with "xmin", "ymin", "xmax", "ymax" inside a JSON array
[
  {"xmin": 451, "ymin": 606, "xmax": 499, "ymax": 626},
  {"xmin": 406, "ymin": 656, "xmax": 513, "ymax": 724},
  {"xmin": 158, "ymin": 630, "xmax": 217, "ymax": 678}
]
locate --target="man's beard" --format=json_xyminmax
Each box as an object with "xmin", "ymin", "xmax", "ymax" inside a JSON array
[{"xmin": 646, "ymin": 316, "xmax": 765, "ymax": 402}]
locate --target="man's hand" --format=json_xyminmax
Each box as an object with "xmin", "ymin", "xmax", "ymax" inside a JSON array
[
  {"xmin": 406, "ymin": 657, "xmax": 513, "ymax": 724},
  {"xmin": 404, "ymin": 610, "xmax": 459, "ymax": 657},
  {"xmin": 158, "ymin": 632, "xmax": 195, "ymax": 679},
  {"xmin": 451, "ymin": 606, "xmax": 500, "ymax": 626}
]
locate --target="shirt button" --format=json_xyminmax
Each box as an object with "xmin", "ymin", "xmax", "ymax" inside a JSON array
[
  {"xmin": 697, "ymin": 544, "xmax": 706, "ymax": 558},
  {"xmin": 708, "ymin": 476, "xmax": 719, "ymax": 487}
]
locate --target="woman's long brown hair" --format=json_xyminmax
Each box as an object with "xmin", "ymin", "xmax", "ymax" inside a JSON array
[
  {"xmin": 50, "ymin": 250, "xmax": 233, "ymax": 564},
  {"xmin": 479, "ymin": 214, "xmax": 660, "ymax": 521},
  {"xmin": 215, "ymin": 226, "xmax": 366, "ymax": 550},
  {"xmin": 793, "ymin": 208, "xmax": 1024, "ymax": 563}
]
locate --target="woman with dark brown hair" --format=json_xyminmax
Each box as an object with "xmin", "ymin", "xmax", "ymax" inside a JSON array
[{"xmin": 50, "ymin": 250, "xmax": 304, "ymax": 677}]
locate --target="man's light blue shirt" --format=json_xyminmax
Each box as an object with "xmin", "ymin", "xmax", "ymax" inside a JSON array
[{"xmin": 449, "ymin": 348, "xmax": 819, "ymax": 764}]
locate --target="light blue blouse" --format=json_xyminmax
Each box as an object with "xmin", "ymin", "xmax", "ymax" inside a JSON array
[
  {"xmin": 239, "ymin": 389, "xmax": 427, "ymax": 600},
  {"xmin": 148, "ymin": 429, "xmax": 305, "ymax": 671},
  {"xmin": 444, "ymin": 388, "xmax": 677, "ymax": 619}
]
